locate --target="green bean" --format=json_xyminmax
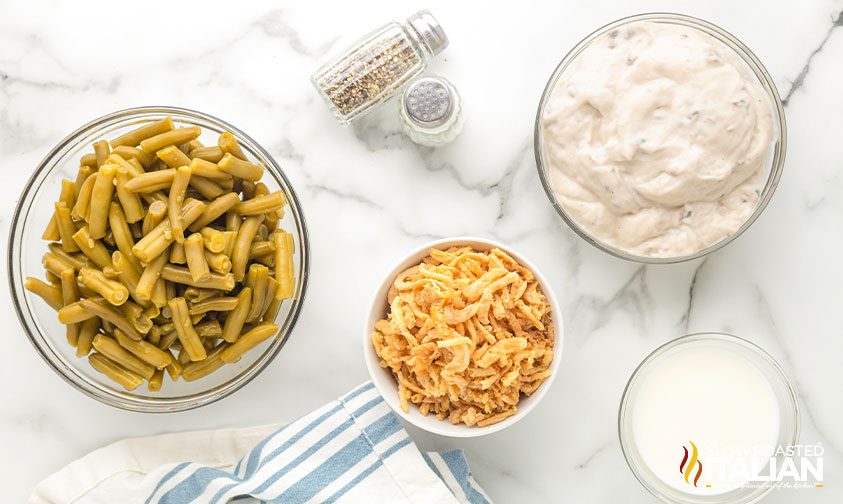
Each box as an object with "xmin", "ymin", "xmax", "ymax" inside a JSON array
[
  {"xmin": 43, "ymin": 252, "xmax": 73, "ymax": 277},
  {"xmin": 168, "ymin": 297, "xmax": 205, "ymax": 361},
  {"xmin": 87, "ymin": 164, "xmax": 117, "ymax": 239},
  {"xmin": 132, "ymin": 198, "xmax": 205, "ymax": 263},
  {"xmin": 136, "ymin": 250, "xmax": 169, "ymax": 302},
  {"xmin": 158, "ymin": 330, "xmax": 179, "ymax": 352},
  {"xmin": 115, "ymin": 168, "xmax": 145, "ymax": 223},
  {"xmin": 89, "ymin": 353, "xmax": 144, "ymax": 390},
  {"xmin": 168, "ymin": 166, "xmax": 192, "ymax": 242},
  {"xmin": 124, "ymin": 168, "xmax": 176, "ymax": 193},
  {"xmin": 194, "ymin": 319, "xmax": 222, "ymax": 338},
  {"xmin": 42, "ymin": 214, "xmax": 60, "ymax": 242},
  {"xmin": 220, "ymin": 323, "xmax": 278, "ymax": 363},
  {"xmin": 199, "ymin": 227, "xmax": 225, "ymax": 253},
  {"xmin": 245, "ymin": 264, "xmax": 268, "ymax": 322},
  {"xmin": 218, "ymin": 153, "xmax": 264, "ymax": 181},
  {"xmin": 161, "ymin": 264, "xmax": 234, "ymax": 291},
  {"xmin": 112, "ymin": 145, "xmax": 155, "ymax": 168},
  {"xmin": 139, "ymin": 126, "xmax": 201, "ymax": 154},
  {"xmin": 205, "ymin": 250, "xmax": 231, "ymax": 275},
  {"xmin": 79, "ymin": 153, "xmax": 98, "ymax": 167},
  {"xmin": 218, "ymin": 131, "xmax": 247, "ymax": 160},
  {"xmin": 188, "ymin": 297, "xmax": 239, "ymax": 315},
  {"xmin": 235, "ymin": 191, "xmax": 285, "ymax": 216},
  {"xmin": 47, "ymin": 243, "xmax": 90, "ymax": 271},
  {"xmin": 231, "ymin": 214, "xmax": 264, "ymax": 282},
  {"xmin": 182, "ymin": 342, "xmax": 229, "ymax": 381},
  {"xmin": 119, "ymin": 300, "xmax": 153, "ymax": 334},
  {"xmin": 79, "ymin": 298, "xmax": 142, "ymax": 340},
  {"xmin": 189, "ymin": 158, "xmax": 231, "ymax": 182},
  {"xmin": 78, "ymin": 267, "xmax": 129, "ymax": 306},
  {"xmin": 142, "ymin": 200, "xmax": 168, "ymax": 236},
  {"xmin": 114, "ymin": 329, "xmax": 172, "ymax": 369},
  {"xmin": 226, "ymin": 210, "xmax": 241, "ymax": 232},
  {"xmin": 60, "ymin": 269, "xmax": 81, "ymax": 346},
  {"xmin": 274, "ymin": 231, "xmax": 295, "ymax": 299},
  {"xmin": 110, "ymin": 116, "xmax": 174, "ymax": 148},
  {"xmin": 170, "ymin": 242, "xmax": 186, "ymax": 264},
  {"xmin": 76, "ymin": 317, "xmax": 99, "ymax": 357},
  {"xmin": 156, "ymin": 144, "xmax": 191, "ymax": 168},
  {"xmin": 184, "ymin": 233, "xmax": 210, "ymax": 283},
  {"xmin": 71, "ymin": 175, "xmax": 96, "ymax": 222},
  {"xmin": 71, "ymin": 226, "xmax": 112, "ymax": 268},
  {"xmin": 189, "ymin": 176, "xmax": 225, "ymax": 200},
  {"xmin": 107, "ymin": 153, "xmax": 144, "ymax": 178},
  {"xmin": 262, "ymin": 278, "xmax": 280, "ymax": 320},
  {"xmin": 148, "ymin": 369, "xmax": 164, "ymax": 391},
  {"xmin": 164, "ymin": 349, "xmax": 182, "ymax": 380},
  {"xmin": 108, "ymin": 202, "xmax": 143, "ymax": 273},
  {"xmin": 188, "ymin": 192, "xmax": 240, "ymax": 232},
  {"xmin": 55, "ymin": 203, "xmax": 80, "ymax": 254},
  {"xmin": 249, "ymin": 240, "xmax": 274, "ymax": 259},
  {"xmin": 112, "ymin": 251, "xmax": 146, "ymax": 306},
  {"xmin": 93, "ymin": 140, "xmax": 110, "ymax": 167},
  {"xmin": 184, "ymin": 287, "xmax": 221, "ymax": 303},
  {"xmin": 190, "ymin": 146, "xmax": 224, "ymax": 162},
  {"xmin": 58, "ymin": 300, "xmax": 96, "ymax": 324},
  {"xmin": 92, "ymin": 334, "xmax": 154, "ymax": 379},
  {"xmin": 221, "ymin": 287, "xmax": 251, "ymax": 343}
]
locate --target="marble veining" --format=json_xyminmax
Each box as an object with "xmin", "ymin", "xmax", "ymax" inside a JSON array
[{"xmin": 1, "ymin": 1, "xmax": 841, "ymax": 503}]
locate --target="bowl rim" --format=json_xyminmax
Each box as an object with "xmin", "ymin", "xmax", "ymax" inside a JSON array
[
  {"xmin": 533, "ymin": 12, "xmax": 787, "ymax": 264},
  {"xmin": 7, "ymin": 105, "xmax": 311, "ymax": 412},
  {"xmin": 617, "ymin": 332, "xmax": 801, "ymax": 504},
  {"xmin": 363, "ymin": 236, "xmax": 564, "ymax": 438}
]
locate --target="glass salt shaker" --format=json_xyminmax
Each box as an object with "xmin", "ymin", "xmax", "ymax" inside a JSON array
[
  {"xmin": 311, "ymin": 10, "xmax": 449, "ymax": 125},
  {"xmin": 400, "ymin": 75, "xmax": 463, "ymax": 147}
]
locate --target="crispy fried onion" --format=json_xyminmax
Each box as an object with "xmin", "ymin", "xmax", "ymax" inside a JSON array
[{"xmin": 371, "ymin": 246, "xmax": 554, "ymax": 427}]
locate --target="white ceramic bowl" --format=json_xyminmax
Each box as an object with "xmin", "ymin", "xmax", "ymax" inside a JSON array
[{"xmin": 363, "ymin": 237, "xmax": 564, "ymax": 437}]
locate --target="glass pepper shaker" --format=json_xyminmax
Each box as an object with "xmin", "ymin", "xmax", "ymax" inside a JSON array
[
  {"xmin": 311, "ymin": 10, "xmax": 449, "ymax": 125},
  {"xmin": 400, "ymin": 75, "xmax": 463, "ymax": 147}
]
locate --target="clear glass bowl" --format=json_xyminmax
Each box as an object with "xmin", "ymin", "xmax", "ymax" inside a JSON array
[
  {"xmin": 7, "ymin": 106, "xmax": 310, "ymax": 412},
  {"xmin": 534, "ymin": 13, "xmax": 787, "ymax": 264},
  {"xmin": 618, "ymin": 333, "xmax": 800, "ymax": 504}
]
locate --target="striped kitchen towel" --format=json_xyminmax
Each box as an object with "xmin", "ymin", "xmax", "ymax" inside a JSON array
[{"xmin": 30, "ymin": 382, "xmax": 492, "ymax": 504}]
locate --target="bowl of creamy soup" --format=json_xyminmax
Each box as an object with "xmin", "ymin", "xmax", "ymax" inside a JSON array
[{"xmin": 535, "ymin": 13, "xmax": 786, "ymax": 262}]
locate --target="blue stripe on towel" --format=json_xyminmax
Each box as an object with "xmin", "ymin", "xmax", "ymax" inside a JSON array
[
  {"xmin": 146, "ymin": 382, "xmax": 491, "ymax": 504},
  {"xmin": 422, "ymin": 450, "xmax": 492, "ymax": 504},
  {"xmin": 159, "ymin": 467, "xmax": 228, "ymax": 504},
  {"xmin": 249, "ymin": 418, "xmax": 356, "ymax": 495},
  {"xmin": 144, "ymin": 462, "xmax": 190, "ymax": 504},
  {"xmin": 273, "ymin": 434, "xmax": 375, "ymax": 502},
  {"xmin": 363, "ymin": 412, "xmax": 402, "ymax": 445},
  {"xmin": 209, "ymin": 404, "xmax": 348, "ymax": 503},
  {"xmin": 248, "ymin": 403, "xmax": 345, "ymax": 478},
  {"xmin": 322, "ymin": 436, "xmax": 412, "ymax": 504},
  {"xmin": 340, "ymin": 382, "xmax": 375, "ymax": 403},
  {"xmin": 322, "ymin": 458, "xmax": 384, "ymax": 504}
]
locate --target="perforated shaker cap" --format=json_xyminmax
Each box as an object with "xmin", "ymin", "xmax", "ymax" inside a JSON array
[
  {"xmin": 406, "ymin": 10, "xmax": 449, "ymax": 57},
  {"xmin": 403, "ymin": 76, "xmax": 455, "ymax": 128}
]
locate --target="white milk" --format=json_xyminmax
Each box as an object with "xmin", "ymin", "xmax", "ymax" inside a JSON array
[{"xmin": 631, "ymin": 343, "xmax": 781, "ymax": 494}]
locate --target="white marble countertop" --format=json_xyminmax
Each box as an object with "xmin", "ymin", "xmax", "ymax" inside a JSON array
[{"xmin": 1, "ymin": 0, "xmax": 841, "ymax": 502}]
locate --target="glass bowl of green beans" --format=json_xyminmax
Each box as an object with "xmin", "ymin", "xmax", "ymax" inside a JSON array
[{"xmin": 7, "ymin": 106, "xmax": 310, "ymax": 412}]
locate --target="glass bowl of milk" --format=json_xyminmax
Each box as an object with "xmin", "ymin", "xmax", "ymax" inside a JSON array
[{"xmin": 618, "ymin": 333, "xmax": 799, "ymax": 503}]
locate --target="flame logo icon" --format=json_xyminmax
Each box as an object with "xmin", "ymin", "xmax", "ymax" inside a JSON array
[{"xmin": 679, "ymin": 441, "xmax": 703, "ymax": 487}]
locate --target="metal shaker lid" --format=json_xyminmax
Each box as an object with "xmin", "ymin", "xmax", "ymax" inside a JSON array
[
  {"xmin": 402, "ymin": 76, "xmax": 455, "ymax": 128},
  {"xmin": 406, "ymin": 10, "xmax": 449, "ymax": 57}
]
